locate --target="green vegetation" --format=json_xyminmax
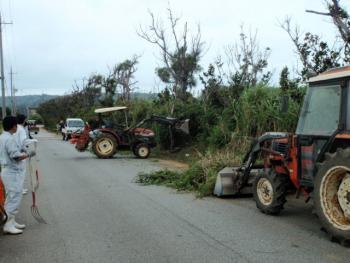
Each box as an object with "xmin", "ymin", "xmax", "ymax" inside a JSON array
[
  {"xmin": 137, "ymin": 140, "xmax": 248, "ymax": 197},
  {"xmin": 37, "ymin": 2, "xmax": 349, "ymax": 196},
  {"xmin": 29, "ymin": 113, "xmax": 44, "ymax": 124}
]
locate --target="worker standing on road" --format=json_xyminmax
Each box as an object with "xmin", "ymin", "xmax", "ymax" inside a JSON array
[
  {"xmin": 15, "ymin": 114, "xmax": 29, "ymax": 195},
  {"xmin": 0, "ymin": 116, "xmax": 33, "ymax": 235},
  {"xmin": 58, "ymin": 120, "xmax": 65, "ymax": 140}
]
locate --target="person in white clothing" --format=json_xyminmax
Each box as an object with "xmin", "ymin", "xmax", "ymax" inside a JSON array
[
  {"xmin": 15, "ymin": 114, "xmax": 29, "ymax": 195},
  {"xmin": 0, "ymin": 116, "xmax": 33, "ymax": 235}
]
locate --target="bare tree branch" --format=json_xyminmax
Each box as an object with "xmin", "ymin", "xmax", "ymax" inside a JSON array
[
  {"xmin": 280, "ymin": 17, "xmax": 313, "ymax": 72},
  {"xmin": 306, "ymin": 10, "xmax": 331, "ymax": 16},
  {"xmin": 137, "ymin": 7, "xmax": 204, "ymax": 113},
  {"xmin": 306, "ymin": 0, "xmax": 350, "ymax": 44},
  {"xmin": 225, "ymin": 25, "xmax": 271, "ymax": 87}
]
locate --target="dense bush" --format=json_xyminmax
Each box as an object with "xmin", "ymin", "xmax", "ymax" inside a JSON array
[
  {"xmin": 38, "ymin": 83, "xmax": 305, "ymax": 196},
  {"xmin": 38, "ymin": 84, "xmax": 304, "ymax": 149},
  {"xmin": 28, "ymin": 113, "xmax": 44, "ymax": 124},
  {"xmin": 135, "ymin": 85, "xmax": 305, "ymax": 196}
]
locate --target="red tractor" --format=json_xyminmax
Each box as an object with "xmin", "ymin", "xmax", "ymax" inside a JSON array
[
  {"xmin": 71, "ymin": 106, "xmax": 189, "ymax": 159},
  {"xmin": 214, "ymin": 66, "xmax": 350, "ymax": 246},
  {"xmin": 70, "ymin": 106, "xmax": 156, "ymax": 159}
]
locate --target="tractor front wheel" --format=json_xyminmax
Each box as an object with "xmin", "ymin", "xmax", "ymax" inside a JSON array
[
  {"xmin": 133, "ymin": 143, "xmax": 151, "ymax": 159},
  {"xmin": 253, "ymin": 171, "xmax": 288, "ymax": 215},
  {"xmin": 92, "ymin": 134, "xmax": 117, "ymax": 159},
  {"xmin": 314, "ymin": 149, "xmax": 350, "ymax": 247}
]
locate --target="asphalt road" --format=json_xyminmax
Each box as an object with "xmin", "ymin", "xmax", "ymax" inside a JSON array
[{"xmin": 0, "ymin": 130, "xmax": 349, "ymax": 263}]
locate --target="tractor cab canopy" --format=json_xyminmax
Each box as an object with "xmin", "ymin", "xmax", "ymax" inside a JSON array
[
  {"xmin": 94, "ymin": 106, "xmax": 128, "ymax": 114},
  {"xmin": 94, "ymin": 106, "xmax": 129, "ymax": 129},
  {"xmin": 296, "ymin": 66, "xmax": 350, "ymax": 136}
]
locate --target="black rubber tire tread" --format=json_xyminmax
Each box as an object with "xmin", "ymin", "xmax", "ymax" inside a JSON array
[
  {"xmin": 92, "ymin": 133, "xmax": 117, "ymax": 159},
  {"xmin": 314, "ymin": 148, "xmax": 350, "ymax": 247},
  {"xmin": 134, "ymin": 143, "xmax": 151, "ymax": 159},
  {"xmin": 253, "ymin": 170, "xmax": 288, "ymax": 215}
]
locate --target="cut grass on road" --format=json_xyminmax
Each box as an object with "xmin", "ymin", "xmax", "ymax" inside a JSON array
[{"xmin": 136, "ymin": 148, "xmax": 243, "ymax": 197}]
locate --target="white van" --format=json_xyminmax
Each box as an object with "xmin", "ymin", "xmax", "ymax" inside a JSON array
[{"xmin": 62, "ymin": 118, "xmax": 85, "ymax": 140}]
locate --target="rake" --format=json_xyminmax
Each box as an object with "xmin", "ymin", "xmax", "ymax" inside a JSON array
[{"xmin": 28, "ymin": 141, "xmax": 46, "ymax": 224}]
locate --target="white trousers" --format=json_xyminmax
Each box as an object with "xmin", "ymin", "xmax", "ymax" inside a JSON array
[
  {"xmin": 1, "ymin": 168, "xmax": 24, "ymax": 216},
  {"xmin": 19, "ymin": 159, "xmax": 27, "ymax": 189}
]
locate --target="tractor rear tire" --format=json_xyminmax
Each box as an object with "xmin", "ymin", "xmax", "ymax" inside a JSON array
[
  {"xmin": 134, "ymin": 143, "xmax": 151, "ymax": 159},
  {"xmin": 253, "ymin": 171, "xmax": 288, "ymax": 215},
  {"xmin": 314, "ymin": 148, "xmax": 350, "ymax": 247},
  {"xmin": 92, "ymin": 134, "xmax": 117, "ymax": 159}
]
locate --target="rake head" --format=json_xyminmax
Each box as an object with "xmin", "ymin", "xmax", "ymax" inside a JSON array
[
  {"xmin": 31, "ymin": 205, "xmax": 47, "ymax": 224},
  {"xmin": 30, "ymin": 192, "xmax": 46, "ymax": 224}
]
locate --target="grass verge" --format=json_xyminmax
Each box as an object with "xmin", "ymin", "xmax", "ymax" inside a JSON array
[{"xmin": 136, "ymin": 138, "xmax": 250, "ymax": 197}]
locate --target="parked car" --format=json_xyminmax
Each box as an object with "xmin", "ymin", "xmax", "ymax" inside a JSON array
[{"xmin": 62, "ymin": 118, "xmax": 85, "ymax": 141}]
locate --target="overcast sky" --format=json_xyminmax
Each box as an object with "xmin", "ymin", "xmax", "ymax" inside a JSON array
[{"xmin": 0, "ymin": 0, "xmax": 340, "ymax": 95}]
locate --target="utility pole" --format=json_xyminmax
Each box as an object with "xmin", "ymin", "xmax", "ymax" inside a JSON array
[
  {"xmin": 10, "ymin": 67, "xmax": 16, "ymax": 115},
  {"xmin": 0, "ymin": 13, "xmax": 12, "ymax": 118}
]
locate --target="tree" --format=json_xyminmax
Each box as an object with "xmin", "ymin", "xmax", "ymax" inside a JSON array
[
  {"xmin": 306, "ymin": 0, "xmax": 350, "ymax": 62},
  {"xmin": 281, "ymin": 18, "xmax": 342, "ymax": 79},
  {"xmin": 200, "ymin": 60, "xmax": 226, "ymax": 109},
  {"xmin": 138, "ymin": 8, "xmax": 204, "ymax": 113},
  {"xmin": 307, "ymin": 1, "xmax": 350, "ymax": 44},
  {"xmin": 113, "ymin": 55, "xmax": 139, "ymax": 103},
  {"xmin": 226, "ymin": 26, "xmax": 271, "ymax": 88},
  {"xmin": 279, "ymin": 67, "xmax": 290, "ymax": 92},
  {"xmin": 279, "ymin": 66, "xmax": 305, "ymax": 106},
  {"xmin": 82, "ymin": 74, "xmax": 113, "ymax": 107},
  {"xmin": 72, "ymin": 76, "xmax": 101, "ymax": 109},
  {"xmin": 279, "ymin": 66, "xmax": 302, "ymax": 91},
  {"xmin": 225, "ymin": 26, "xmax": 271, "ymax": 98}
]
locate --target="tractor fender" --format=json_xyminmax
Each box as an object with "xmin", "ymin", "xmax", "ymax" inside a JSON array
[
  {"xmin": 96, "ymin": 129, "xmax": 121, "ymax": 145},
  {"xmin": 132, "ymin": 136, "xmax": 157, "ymax": 148}
]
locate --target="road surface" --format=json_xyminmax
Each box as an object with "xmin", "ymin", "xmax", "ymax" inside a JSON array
[{"xmin": 0, "ymin": 130, "xmax": 349, "ymax": 263}]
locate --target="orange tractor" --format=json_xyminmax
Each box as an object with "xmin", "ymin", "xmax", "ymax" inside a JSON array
[{"xmin": 214, "ymin": 66, "xmax": 350, "ymax": 246}]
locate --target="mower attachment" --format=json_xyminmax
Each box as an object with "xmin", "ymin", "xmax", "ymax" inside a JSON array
[
  {"xmin": 214, "ymin": 167, "xmax": 262, "ymax": 196},
  {"xmin": 214, "ymin": 132, "xmax": 289, "ymax": 197}
]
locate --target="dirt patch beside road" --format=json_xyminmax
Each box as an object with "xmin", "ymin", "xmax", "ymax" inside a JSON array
[{"xmin": 157, "ymin": 159, "xmax": 189, "ymax": 169}]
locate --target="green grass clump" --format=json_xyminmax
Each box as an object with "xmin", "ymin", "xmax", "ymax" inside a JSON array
[{"xmin": 136, "ymin": 141, "xmax": 246, "ymax": 197}]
